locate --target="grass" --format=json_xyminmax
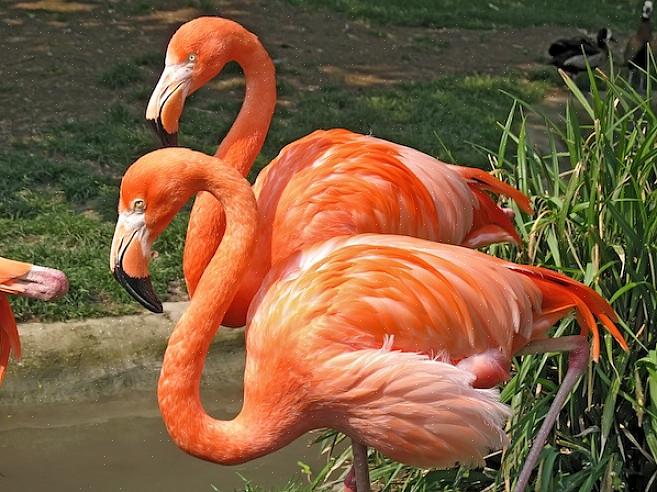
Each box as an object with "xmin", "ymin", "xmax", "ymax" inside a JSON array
[
  {"xmin": 289, "ymin": 0, "xmax": 640, "ymax": 30},
  {"xmin": 2, "ymin": 64, "xmax": 547, "ymax": 321},
  {"xmin": 0, "ymin": 105, "xmax": 188, "ymax": 320},
  {"xmin": 183, "ymin": 74, "xmax": 548, "ymax": 175},
  {"xmin": 492, "ymin": 65, "xmax": 657, "ymax": 491}
]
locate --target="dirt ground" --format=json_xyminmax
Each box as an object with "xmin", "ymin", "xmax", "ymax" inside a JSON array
[{"xmin": 0, "ymin": 0, "xmax": 585, "ymax": 141}]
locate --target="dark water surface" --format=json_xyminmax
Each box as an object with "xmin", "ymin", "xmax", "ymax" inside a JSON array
[{"xmin": 0, "ymin": 389, "xmax": 322, "ymax": 492}]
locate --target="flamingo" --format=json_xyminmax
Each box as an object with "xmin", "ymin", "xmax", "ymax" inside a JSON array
[
  {"xmin": 0, "ymin": 256, "xmax": 68, "ymax": 384},
  {"xmin": 145, "ymin": 16, "xmax": 533, "ymax": 327},
  {"xmin": 110, "ymin": 148, "xmax": 627, "ymax": 492}
]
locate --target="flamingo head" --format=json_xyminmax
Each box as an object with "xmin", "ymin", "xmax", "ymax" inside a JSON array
[
  {"xmin": 146, "ymin": 17, "xmax": 250, "ymax": 147},
  {"xmin": 110, "ymin": 149, "xmax": 203, "ymax": 313},
  {"xmin": 0, "ymin": 257, "xmax": 68, "ymax": 301}
]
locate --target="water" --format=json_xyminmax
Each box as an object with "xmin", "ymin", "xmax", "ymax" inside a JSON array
[{"xmin": 0, "ymin": 390, "xmax": 322, "ymax": 492}]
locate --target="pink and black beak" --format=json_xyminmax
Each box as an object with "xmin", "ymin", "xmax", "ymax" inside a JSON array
[
  {"xmin": 145, "ymin": 63, "xmax": 193, "ymax": 148},
  {"xmin": 0, "ymin": 257, "xmax": 68, "ymax": 301},
  {"xmin": 110, "ymin": 214, "xmax": 163, "ymax": 314}
]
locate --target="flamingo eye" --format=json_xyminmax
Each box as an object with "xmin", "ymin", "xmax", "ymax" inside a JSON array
[
  {"xmin": 133, "ymin": 199, "xmax": 146, "ymax": 212},
  {"xmin": 188, "ymin": 53, "xmax": 197, "ymax": 63}
]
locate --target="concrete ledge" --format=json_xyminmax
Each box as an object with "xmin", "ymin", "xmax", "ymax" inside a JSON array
[{"xmin": 1, "ymin": 302, "xmax": 246, "ymax": 405}]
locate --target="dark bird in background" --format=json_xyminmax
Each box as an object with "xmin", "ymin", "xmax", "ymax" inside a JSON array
[
  {"xmin": 624, "ymin": 0, "xmax": 654, "ymax": 91},
  {"xmin": 548, "ymin": 28, "xmax": 614, "ymax": 75}
]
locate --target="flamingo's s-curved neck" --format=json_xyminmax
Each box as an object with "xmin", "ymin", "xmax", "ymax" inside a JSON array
[
  {"xmin": 182, "ymin": 30, "xmax": 275, "ymax": 300},
  {"xmin": 215, "ymin": 38, "xmax": 276, "ymax": 177},
  {"xmin": 156, "ymin": 157, "xmax": 280, "ymax": 463}
]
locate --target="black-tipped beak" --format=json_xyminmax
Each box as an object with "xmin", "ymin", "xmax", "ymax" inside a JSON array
[
  {"xmin": 149, "ymin": 118, "xmax": 178, "ymax": 147},
  {"xmin": 113, "ymin": 265, "xmax": 163, "ymax": 314}
]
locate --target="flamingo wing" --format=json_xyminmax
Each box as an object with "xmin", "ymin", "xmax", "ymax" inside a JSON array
[
  {"xmin": 317, "ymin": 346, "xmax": 509, "ymax": 468},
  {"xmin": 254, "ymin": 129, "xmax": 528, "ymax": 268},
  {"xmin": 248, "ymin": 234, "xmax": 542, "ymax": 364}
]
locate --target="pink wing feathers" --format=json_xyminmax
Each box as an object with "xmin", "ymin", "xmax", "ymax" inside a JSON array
[
  {"xmin": 250, "ymin": 234, "xmax": 625, "ymax": 371},
  {"xmin": 248, "ymin": 235, "xmax": 543, "ymax": 362},
  {"xmin": 318, "ymin": 347, "xmax": 509, "ymax": 468}
]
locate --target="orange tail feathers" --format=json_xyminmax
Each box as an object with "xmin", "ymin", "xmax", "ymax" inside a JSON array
[
  {"xmin": 464, "ymin": 187, "xmax": 523, "ymax": 248},
  {"xmin": 509, "ymin": 264, "xmax": 628, "ymax": 361},
  {"xmin": 453, "ymin": 166, "xmax": 533, "ymax": 215},
  {"xmin": 0, "ymin": 295, "xmax": 21, "ymax": 385}
]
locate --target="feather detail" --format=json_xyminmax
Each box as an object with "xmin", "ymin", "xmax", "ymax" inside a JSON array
[
  {"xmin": 506, "ymin": 264, "xmax": 627, "ymax": 360},
  {"xmin": 317, "ymin": 348, "xmax": 509, "ymax": 468},
  {"xmin": 450, "ymin": 165, "xmax": 533, "ymax": 214}
]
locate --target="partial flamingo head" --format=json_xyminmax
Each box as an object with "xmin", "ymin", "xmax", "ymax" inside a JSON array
[
  {"xmin": 146, "ymin": 17, "xmax": 258, "ymax": 146},
  {"xmin": 0, "ymin": 256, "xmax": 68, "ymax": 384},
  {"xmin": 0, "ymin": 257, "xmax": 68, "ymax": 301},
  {"xmin": 110, "ymin": 148, "xmax": 215, "ymax": 313}
]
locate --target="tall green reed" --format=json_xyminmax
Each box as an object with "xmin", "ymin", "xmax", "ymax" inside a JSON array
[{"xmin": 491, "ymin": 64, "xmax": 656, "ymax": 491}]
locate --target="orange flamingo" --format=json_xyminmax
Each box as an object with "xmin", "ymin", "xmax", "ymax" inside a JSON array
[
  {"xmin": 0, "ymin": 256, "xmax": 68, "ymax": 384},
  {"xmin": 110, "ymin": 148, "xmax": 627, "ymax": 492},
  {"xmin": 145, "ymin": 17, "xmax": 533, "ymax": 327}
]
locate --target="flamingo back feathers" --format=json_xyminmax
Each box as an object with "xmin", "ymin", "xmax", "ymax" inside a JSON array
[
  {"xmin": 249, "ymin": 235, "xmax": 544, "ymax": 362},
  {"xmin": 254, "ymin": 129, "xmax": 531, "ymax": 266},
  {"xmin": 250, "ymin": 234, "xmax": 626, "ymax": 365}
]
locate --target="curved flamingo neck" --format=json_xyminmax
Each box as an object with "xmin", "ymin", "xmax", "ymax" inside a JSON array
[
  {"xmin": 215, "ymin": 35, "xmax": 276, "ymax": 177},
  {"xmin": 156, "ymin": 156, "xmax": 278, "ymax": 463},
  {"xmin": 181, "ymin": 26, "xmax": 275, "ymax": 301}
]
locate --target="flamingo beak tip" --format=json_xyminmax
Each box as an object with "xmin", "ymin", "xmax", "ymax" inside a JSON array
[
  {"xmin": 113, "ymin": 264, "xmax": 163, "ymax": 314},
  {"xmin": 148, "ymin": 118, "xmax": 179, "ymax": 148}
]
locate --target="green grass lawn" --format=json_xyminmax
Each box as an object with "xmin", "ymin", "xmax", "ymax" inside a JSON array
[
  {"xmin": 1, "ymin": 61, "xmax": 547, "ymax": 321},
  {"xmin": 290, "ymin": 0, "xmax": 639, "ymax": 30}
]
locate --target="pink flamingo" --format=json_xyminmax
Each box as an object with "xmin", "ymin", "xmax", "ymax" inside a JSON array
[
  {"xmin": 0, "ymin": 256, "xmax": 68, "ymax": 383},
  {"xmin": 110, "ymin": 148, "xmax": 627, "ymax": 492},
  {"xmin": 145, "ymin": 16, "xmax": 533, "ymax": 327}
]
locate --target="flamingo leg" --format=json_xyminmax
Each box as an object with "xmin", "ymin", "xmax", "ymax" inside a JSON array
[
  {"xmin": 350, "ymin": 439, "xmax": 371, "ymax": 492},
  {"xmin": 513, "ymin": 335, "xmax": 589, "ymax": 492}
]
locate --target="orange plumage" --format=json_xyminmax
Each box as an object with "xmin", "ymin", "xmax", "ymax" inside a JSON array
[
  {"xmin": 111, "ymin": 149, "xmax": 627, "ymax": 488},
  {"xmin": 146, "ymin": 17, "xmax": 533, "ymax": 327}
]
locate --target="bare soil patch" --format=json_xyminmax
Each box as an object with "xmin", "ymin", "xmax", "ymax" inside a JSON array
[{"xmin": 0, "ymin": 0, "xmax": 581, "ymax": 141}]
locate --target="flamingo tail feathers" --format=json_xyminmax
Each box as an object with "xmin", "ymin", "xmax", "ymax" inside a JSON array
[
  {"xmin": 453, "ymin": 166, "xmax": 533, "ymax": 215},
  {"xmin": 463, "ymin": 188, "xmax": 523, "ymax": 248},
  {"xmin": 509, "ymin": 264, "xmax": 628, "ymax": 361},
  {"xmin": 451, "ymin": 167, "xmax": 532, "ymax": 249}
]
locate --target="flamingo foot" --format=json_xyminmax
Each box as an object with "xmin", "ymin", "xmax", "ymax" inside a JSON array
[
  {"xmin": 513, "ymin": 335, "xmax": 589, "ymax": 492},
  {"xmin": 343, "ymin": 465, "xmax": 356, "ymax": 492}
]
